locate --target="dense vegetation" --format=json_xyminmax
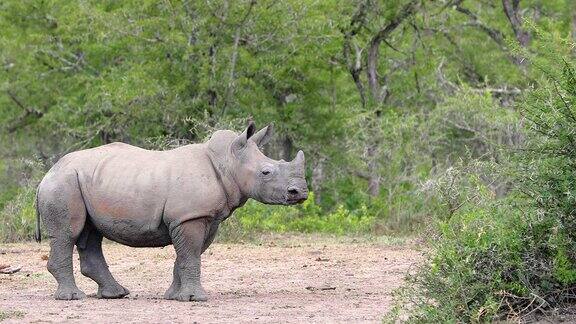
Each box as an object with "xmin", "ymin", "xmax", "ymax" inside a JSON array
[{"xmin": 2, "ymin": 0, "xmax": 576, "ymax": 321}]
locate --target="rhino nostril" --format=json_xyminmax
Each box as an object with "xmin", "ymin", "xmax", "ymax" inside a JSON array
[{"xmin": 288, "ymin": 187, "xmax": 299, "ymax": 195}]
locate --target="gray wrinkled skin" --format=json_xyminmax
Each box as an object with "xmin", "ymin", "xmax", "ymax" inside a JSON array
[{"xmin": 35, "ymin": 122, "xmax": 308, "ymax": 301}]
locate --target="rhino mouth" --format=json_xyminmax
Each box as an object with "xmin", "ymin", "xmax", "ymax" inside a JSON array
[{"xmin": 286, "ymin": 197, "xmax": 307, "ymax": 205}]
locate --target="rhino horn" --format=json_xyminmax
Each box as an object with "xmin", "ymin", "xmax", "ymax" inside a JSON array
[{"xmin": 292, "ymin": 150, "xmax": 305, "ymax": 166}]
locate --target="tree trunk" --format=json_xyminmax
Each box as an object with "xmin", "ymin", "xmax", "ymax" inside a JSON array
[
  {"xmin": 572, "ymin": 11, "xmax": 576, "ymax": 42},
  {"xmin": 343, "ymin": 1, "xmax": 417, "ymax": 198},
  {"xmin": 100, "ymin": 130, "xmax": 113, "ymax": 144},
  {"xmin": 311, "ymin": 157, "xmax": 325, "ymax": 204},
  {"xmin": 281, "ymin": 136, "xmax": 293, "ymax": 162},
  {"xmin": 207, "ymin": 44, "xmax": 218, "ymax": 122},
  {"xmin": 221, "ymin": 1, "xmax": 255, "ymax": 117},
  {"xmin": 367, "ymin": 145, "xmax": 380, "ymax": 197},
  {"xmin": 221, "ymin": 29, "xmax": 241, "ymax": 117}
]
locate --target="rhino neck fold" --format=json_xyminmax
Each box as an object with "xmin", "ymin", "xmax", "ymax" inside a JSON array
[{"xmin": 206, "ymin": 150, "xmax": 247, "ymax": 212}]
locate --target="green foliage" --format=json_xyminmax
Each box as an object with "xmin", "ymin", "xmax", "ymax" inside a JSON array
[
  {"xmin": 388, "ymin": 30, "xmax": 576, "ymax": 322},
  {"xmin": 388, "ymin": 179, "xmax": 574, "ymax": 322},
  {"xmin": 219, "ymin": 192, "xmax": 376, "ymax": 241},
  {"xmin": 552, "ymin": 232, "xmax": 576, "ymax": 285},
  {"xmin": 0, "ymin": 178, "xmax": 38, "ymax": 242},
  {"xmin": 0, "ymin": 158, "xmax": 43, "ymax": 242},
  {"xmin": 3, "ymin": 8, "xmax": 576, "ymax": 324},
  {"xmin": 388, "ymin": 203, "xmax": 527, "ymax": 322}
]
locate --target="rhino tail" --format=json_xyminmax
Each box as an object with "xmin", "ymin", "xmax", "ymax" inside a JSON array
[{"xmin": 34, "ymin": 186, "xmax": 41, "ymax": 243}]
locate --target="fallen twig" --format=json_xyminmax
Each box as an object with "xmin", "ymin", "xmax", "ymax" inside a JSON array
[{"xmin": 0, "ymin": 265, "xmax": 22, "ymax": 274}]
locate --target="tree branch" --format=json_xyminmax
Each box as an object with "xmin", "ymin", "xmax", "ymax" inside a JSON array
[
  {"xmin": 342, "ymin": 0, "xmax": 370, "ymax": 108},
  {"xmin": 221, "ymin": 0, "xmax": 256, "ymax": 117},
  {"xmin": 367, "ymin": 0, "xmax": 418, "ymax": 103},
  {"xmin": 6, "ymin": 91, "xmax": 44, "ymax": 133},
  {"xmin": 455, "ymin": 3, "xmax": 506, "ymax": 48},
  {"xmin": 502, "ymin": 0, "xmax": 530, "ymax": 47},
  {"xmin": 450, "ymin": 0, "xmax": 526, "ymax": 67}
]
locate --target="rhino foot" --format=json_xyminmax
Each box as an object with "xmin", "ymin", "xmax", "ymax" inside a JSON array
[
  {"xmin": 164, "ymin": 285, "xmax": 179, "ymax": 300},
  {"xmin": 54, "ymin": 286, "xmax": 86, "ymax": 300},
  {"xmin": 97, "ymin": 284, "xmax": 130, "ymax": 299},
  {"xmin": 175, "ymin": 286, "xmax": 208, "ymax": 302}
]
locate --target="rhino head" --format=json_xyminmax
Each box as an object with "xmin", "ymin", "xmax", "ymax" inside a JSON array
[{"xmin": 226, "ymin": 122, "xmax": 308, "ymax": 205}]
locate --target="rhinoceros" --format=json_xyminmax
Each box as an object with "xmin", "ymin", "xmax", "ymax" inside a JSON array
[{"xmin": 35, "ymin": 122, "xmax": 308, "ymax": 301}]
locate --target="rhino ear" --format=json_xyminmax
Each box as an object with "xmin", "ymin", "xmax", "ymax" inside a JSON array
[
  {"xmin": 232, "ymin": 121, "xmax": 256, "ymax": 154},
  {"xmin": 251, "ymin": 123, "xmax": 274, "ymax": 148}
]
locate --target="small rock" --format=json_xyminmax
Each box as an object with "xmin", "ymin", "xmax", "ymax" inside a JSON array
[
  {"xmin": 319, "ymin": 286, "xmax": 336, "ymax": 291},
  {"xmin": 306, "ymin": 285, "xmax": 336, "ymax": 291}
]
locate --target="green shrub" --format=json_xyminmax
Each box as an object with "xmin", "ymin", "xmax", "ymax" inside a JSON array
[
  {"xmin": 0, "ymin": 158, "xmax": 43, "ymax": 242},
  {"xmin": 388, "ymin": 202, "xmax": 532, "ymax": 322},
  {"xmin": 0, "ymin": 181, "xmax": 38, "ymax": 242},
  {"xmin": 387, "ymin": 193, "xmax": 576, "ymax": 322}
]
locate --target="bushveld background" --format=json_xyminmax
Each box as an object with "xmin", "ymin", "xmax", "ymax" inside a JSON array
[{"xmin": 2, "ymin": 0, "xmax": 576, "ymax": 321}]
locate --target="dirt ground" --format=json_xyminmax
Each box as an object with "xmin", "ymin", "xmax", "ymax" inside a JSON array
[{"xmin": 0, "ymin": 235, "xmax": 420, "ymax": 323}]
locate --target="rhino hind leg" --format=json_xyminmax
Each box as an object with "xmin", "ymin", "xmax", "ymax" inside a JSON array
[
  {"xmin": 78, "ymin": 224, "xmax": 129, "ymax": 299},
  {"xmin": 166, "ymin": 218, "xmax": 209, "ymax": 302},
  {"xmin": 39, "ymin": 173, "xmax": 87, "ymax": 300},
  {"xmin": 201, "ymin": 220, "xmax": 220, "ymax": 254},
  {"xmin": 47, "ymin": 238, "xmax": 86, "ymax": 300}
]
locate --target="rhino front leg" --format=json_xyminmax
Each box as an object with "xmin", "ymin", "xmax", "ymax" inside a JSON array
[
  {"xmin": 164, "ymin": 260, "xmax": 181, "ymax": 300},
  {"xmin": 166, "ymin": 219, "xmax": 218, "ymax": 300},
  {"xmin": 167, "ymin": 218, "xmax": 208, "ymax": 302}
]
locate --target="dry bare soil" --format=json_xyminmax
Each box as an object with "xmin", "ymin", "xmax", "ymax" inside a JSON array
[{"xmin": 0, "ymin": 235, "xmax": 420, "ymax": 323}]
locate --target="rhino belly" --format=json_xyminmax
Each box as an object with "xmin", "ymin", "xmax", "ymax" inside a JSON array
[
  {"xmin": 90, "ymin": 215, "xmax": 172, "ymax": 247},
  {"xmin": 86, "ymin": 197, "xmax": 172, "ymax": 247}
]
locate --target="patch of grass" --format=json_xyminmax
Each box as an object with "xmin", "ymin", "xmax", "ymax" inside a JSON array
[
  {"xmin": 217, "ymin": 192, "xmax": 380, "ymax": 242},
  {"xmin": 0, "ymin": 159, "xmax": 43, "ymax": 243},
  {"xmin": 0, "ymin": 310, "xmax": 25, "ymax": 321},
  {"xmin": 0, "ymin": 182, "xmax": 38, "ymax": 243},
  {"xmin": 216, "ymin": 231, "xmax": 409, "ymax": 247}
]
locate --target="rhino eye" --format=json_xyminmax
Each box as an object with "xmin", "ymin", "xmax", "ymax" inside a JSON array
[{"xmin": 261, "ymin": 167, "xmax": 274, "ymax": 176}]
